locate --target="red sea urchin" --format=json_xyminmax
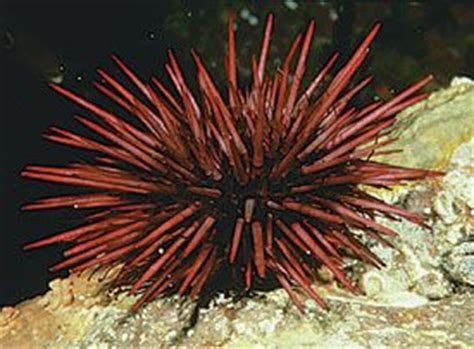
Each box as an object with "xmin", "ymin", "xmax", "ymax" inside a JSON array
[{"xmin": 22, "ymin": 14, "xmax": 441, "ymax": 312}]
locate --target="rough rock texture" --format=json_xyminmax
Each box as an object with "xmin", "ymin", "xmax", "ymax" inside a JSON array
[
  {"xmin": 2, "ymin": 77, "xmax": 473, "ymax": 348},
  {"xmin": 379, "ymin": 76, "xmax": 474, "ymax": 169}
]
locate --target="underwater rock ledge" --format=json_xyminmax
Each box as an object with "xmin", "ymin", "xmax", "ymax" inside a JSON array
[{"xmin": 2, "ymin": 77, "xmax": 474, "ymax": 348}]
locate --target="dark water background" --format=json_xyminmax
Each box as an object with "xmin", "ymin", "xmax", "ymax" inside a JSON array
[{"xmin": 1, "ymin": 0, "xmax": 473, "ymax": 305}]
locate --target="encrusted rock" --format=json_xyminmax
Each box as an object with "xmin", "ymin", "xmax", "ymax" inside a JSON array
[
  {"xmin": 412, "ymin": 269, "xmax": 453, "ymax": 300},
  {"xmin": 443, "ymin": 241, "xmax": 474, "ymax": 286}
]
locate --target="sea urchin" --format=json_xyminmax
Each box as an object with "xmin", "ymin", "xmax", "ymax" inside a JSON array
[{"xmin": 23, "ymin": 14, "xmax": 441, "ymax": 311}]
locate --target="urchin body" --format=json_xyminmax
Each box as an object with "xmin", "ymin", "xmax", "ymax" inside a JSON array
[{"xmin": 23, "ymin": 14, "xmax": 441, "ymax": 311}]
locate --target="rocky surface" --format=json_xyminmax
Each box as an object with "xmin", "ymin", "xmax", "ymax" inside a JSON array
[
  {"xmin": 1, "ymin": 77, "xmax": 473, "ymax": 348},
  {"xmin": 379, "ymin": 76, "xmax": 474, "ymax": 169}
]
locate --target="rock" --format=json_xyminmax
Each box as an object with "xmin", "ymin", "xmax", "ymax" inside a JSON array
[
  {"xmin": 0, "ymin": 267, "xmax": 198, "ymax": 348},
  {"xmin": 378, "ymin": 76, "xmax": 474, "ymax": 170},
  {"xmin": 443, "ymin": 241, "xmax": 474, "ymax": 286},
  {"xmin": 412, "ymin": 269, "xmax": 453, "ymax": 300}
]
